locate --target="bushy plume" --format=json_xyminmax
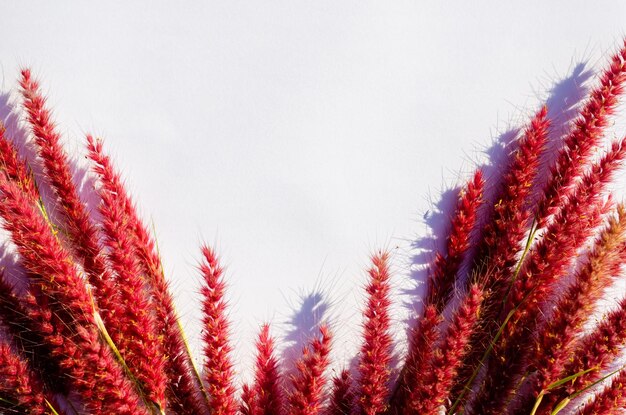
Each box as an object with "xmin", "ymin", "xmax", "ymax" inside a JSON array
[
  {"xmin": 248, "ymin": 324, "xmax": 284, "ymax": 415},
  {"xmin": 198, "ymin": 246, "xmax": 237, "ymax": 415},
  {"xmin": 410, "ymin": 285, "xmax": 483, "ymax": 414},
  {"xmin": 453, "ymin": 107, "xmax": 550, "ymax": 406},
  {"xmin": 287, "ymin": 325, "xmax": 332, "ymax": 415},
  {"xmin": 326, "ymin": 370, "xmax": 354, "ymax": 415},
  {"xmin": 428, "ymin": 170, "xmax": 484, "ymax": 311},
  {"xmin": 391, "ymin": 304, "xmax": 442, "ymax": 413},
  {"xmin": 472, "ymin": 136, "xmax": 626, "ymax": 415},
  {"xmin": 356, "ymin": 251, "xmax": 394, "ymax": 415}
]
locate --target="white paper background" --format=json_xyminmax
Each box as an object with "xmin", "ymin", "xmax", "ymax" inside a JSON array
[{"xmin": 2, "ymin": 2, "xmax": 626, "ymax": 385}]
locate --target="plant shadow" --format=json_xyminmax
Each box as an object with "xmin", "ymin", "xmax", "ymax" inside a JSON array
[{"xmin": 403, "ymin": 61, "xmax": 594, "ymax": 324}]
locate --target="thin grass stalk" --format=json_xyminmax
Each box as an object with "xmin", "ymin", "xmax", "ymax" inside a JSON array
[{"xmin": 577, "ymin": 368, "xmax": 626, "ymax": 415}]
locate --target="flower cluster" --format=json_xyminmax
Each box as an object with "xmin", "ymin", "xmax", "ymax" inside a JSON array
[{"xmin": 0, "ymin": 39, "xmax": 626, "ymax": 415}]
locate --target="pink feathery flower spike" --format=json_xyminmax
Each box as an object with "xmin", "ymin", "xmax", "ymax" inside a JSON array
[
  {"xmin": 86, "ymin": 134, "xmax": 204, "ymax": 414},
  {"xmin": 326, "ymin": 369, "xmax": 354, "ymax": 415},
  {"xmin": 240, "ymin": 384, "xmax": 255, "ymax": 415},
  {"xmin": 535, "ymin": 39, "xmax": 626, "ymax": 226},
  {"xmin": 18, "ymin": 70, "xmax": 119, "ymax": 316},
  {"xmin": 0, "ymin": 173, "xmax": 148, "ymax": 415},
  {"xmin": 199, "ymin": 246, "xmax": 238, "ymax": 415},
  {"xmin": 428, "ymin": 170, "xmax": 484, "ymax": 311},
  {"xmin": 478, "ymin": 106, "xmax": 550, "ymax": 293},
  {"xmin": 357, "ymin": 251, "xmax": 394, "ymax": 415},
  {"xmin": 0, "ymin": 340, "xmax": 48, "ymax": 415},
  {"xmin": 407, "ymin": 284, "xmax": 483, "ymax": 415},
  {"xmin": 390, "ymin": 304, "xmax": 442, "ymax": 414},
  {"xmin": 287, "ymin": 324, "xmax": 333, "ymax": 415},
  {"xmin": 87, "ymin": 136, "xmax": 168, "ymax": 410},
  {"xmin": 250, "ymin": 323, "xmax": 284, "ymax": 415}
]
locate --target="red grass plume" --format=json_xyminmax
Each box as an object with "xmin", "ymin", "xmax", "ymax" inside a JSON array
[
  {"xmin": 408, "ymin": 284, "xmax": 483, "ymax": 415},
  {"xmin": 199, "ymin": 246, "xmax": 238, "ymax": 415},
  {"xmin": 287, "ymin": 325, "xmax": 333, "ymax": 415},
  {"xmin": 19, "ymin": 70, "xmax": 118, "ymax": 316},
  {"xmin": 428, "ymin": 170, "xmax": 484, "ymax": 311},
  {"xmin": 247, "ymin": 323, "xmax": 285, "ymax": 415},
  {"xmin": 356, "ymin": 251, "xmax": 394, "ymax": 415},
  {"xmin": 326, "ymin": 369, "xmax": 355, "ymax": 415}
]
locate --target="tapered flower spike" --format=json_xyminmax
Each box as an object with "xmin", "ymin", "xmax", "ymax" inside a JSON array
[
  {"xmin": 86, "ymin": 135, "xmax": 205, "ymax": 415},
  {"xmin": 428, "ymin": 170, "xmax": 484, "ymax": 312},
  {"xmin": 240, "ymin": 384, "xmax": 256, "ymax": 415},
  {"xmin": 0, "ymin": 173, "xmax": 149, "ymax": 415},
  {"xmin": 250, "ymin": 323, "xmax": 284, "ymax": 415},
  {"xmin": 578, "ymin": 369, "xmax": 626, "ymax": 415},
  {"xmin": 514, "ymin": 204, "xmax": 626, "ymax": 415},
  {"xmin": 18, "ymin": 70, "xmax": 119, "ymax": 318},
  {"xmin": 450, "ymin": 107, "xmax": 550, "ymax": 408},
  {"xmin": 474, "ymin": 107, "xmax": 550, "ymax": 295},
  {"xmin": 535, "ymin": 39, "xmax": 626, "ymax": 226},
  {"xmin": 0, "ymin": 340, "xmax": 48, "ymax": 415},
  {"xmin": 356, "ymin": 251, "xmax": 394, "ymax": 415},
  {"xmin": 87, "ymin": 135, "xmax": 168, "ymax": 410},
  {"xmin": 326, "ymin": 370, "xmax": 355, "ymax": 415},
  {"xmin": 287, "ymin": 324, "xmax": 333, "ymax": 415},
  {"xmin": 199, "ymin": 246, "xmax": 237, "ymax": 415},
  {"xmin": 390, "ymin": 304, "xmax": 442, "ymax": 414},
  {"xmin": 405, "ymin": 285, "xmax": 483, "ymax": 415},
  {"xmin": 471, "ymin": 136, "xmax": 626, "ymax": 415}
]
